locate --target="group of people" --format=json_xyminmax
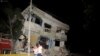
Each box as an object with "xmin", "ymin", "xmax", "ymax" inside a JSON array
[{"xmin": 33, "ymin": 43, "xmax": 43, "ymax": 56}]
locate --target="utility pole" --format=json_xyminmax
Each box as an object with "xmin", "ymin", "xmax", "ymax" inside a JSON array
[{"xmin": 27, "ymin": 0, "xmax": 32, "ymax": 56}]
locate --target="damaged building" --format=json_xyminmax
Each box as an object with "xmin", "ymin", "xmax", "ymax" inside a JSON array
[{"xmin": 15, "ymin": 4, "xmax": 70, "ymax": 56}]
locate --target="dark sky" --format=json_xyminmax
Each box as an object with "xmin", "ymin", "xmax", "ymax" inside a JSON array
[{"xmin": 1, "ymin": 0, "xmax": 97, "ymax": 55}]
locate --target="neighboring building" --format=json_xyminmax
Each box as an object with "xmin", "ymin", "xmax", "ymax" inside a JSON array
[{"xmin": 15, "ymin": 4, "xmax": 70, "ymax": 56}]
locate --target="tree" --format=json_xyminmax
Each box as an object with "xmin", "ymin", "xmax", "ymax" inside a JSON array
[{"xmin": 0, "ymin": 3, "xmax": 24, "ymax": 40}]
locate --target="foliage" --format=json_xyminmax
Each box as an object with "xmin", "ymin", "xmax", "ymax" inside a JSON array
[{"xmin": 0, "ymin": 3, "xmax": 24, "ymax": 40}]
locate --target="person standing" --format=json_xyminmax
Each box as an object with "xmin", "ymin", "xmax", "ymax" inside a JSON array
[
  {"xmin": 37, "ymin": 43, "xmax": 43, "ymax": 56},
  {"xmin": 33, "ymin": 45, "xmax": 38, "ymax": 56}
]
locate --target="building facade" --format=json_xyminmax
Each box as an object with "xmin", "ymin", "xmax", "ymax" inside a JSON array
[{"xmin": 15, "ymin": 4, "xmax": 70, "ymax": 56}]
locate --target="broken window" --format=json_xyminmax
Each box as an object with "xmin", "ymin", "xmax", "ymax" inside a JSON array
[
  {"xmin": 44, "ymin": 23, "xmax": 51, "ymax": 32},
  {"xmin": 39, "ymin": 36, "xmax": 49, "ymax": 49},
  {"xmin": 26, "ymin": 14, "xmax": 42, "ymax": 26},
  {"xmin": 35, "ymin": 16, "xmax": 42, "ymax": 26},
  {"xmin": 27, "ymin": 14, "xmax": 30, "ymax": 21},
  {"xmin": 31, "ymin": 14, "xmax": 35, "ymax": 22},
  {"xmin": 27, "ymin": 14, "xmax": 35, "ymax": 22},
  {"xmin": 55, "ymin": 40, "xmax": 60, "ymax": 46}
]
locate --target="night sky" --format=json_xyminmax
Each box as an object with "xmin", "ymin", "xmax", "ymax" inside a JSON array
[{"xmin": 1, "ymin": 0, "xmax": 97, "ymax": 55}]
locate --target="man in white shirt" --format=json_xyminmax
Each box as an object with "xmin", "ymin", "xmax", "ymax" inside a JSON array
[
  {"xmin": 37, "ymin": 43, "xmax": 43, "ymax": 56},
  {"xmin": 33, "ymin": 46, "xmax": 38, "ymax": 56}
]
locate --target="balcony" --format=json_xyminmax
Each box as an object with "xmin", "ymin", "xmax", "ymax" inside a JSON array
[
  {"xmin": 55, "ymin": 32, "xmax": 67, "ymax": 40},
  {"xmin": 41, "ymin": 28, "xmax": 56, "ymax": 38}
]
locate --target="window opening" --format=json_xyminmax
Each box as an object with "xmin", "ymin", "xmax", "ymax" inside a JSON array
[
  {"xmin": 35, "ymin": 16, "xmax": 42, "ymax": 26},
  {"xmin": 39, "ymin": 36, "xmax": 49, "ymax": 49},
  {"xmin": 55, "ymin": 40, "xmax": 60, "ymax": 46},
  {"xmin": 44, "ymin": 23, "xmax": 51, "ymax": 32}
]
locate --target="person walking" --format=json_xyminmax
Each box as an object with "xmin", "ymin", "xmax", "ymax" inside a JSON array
[{"xmin": 33, "ymin": 45, "xmax": 38, "ymax": 56}]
